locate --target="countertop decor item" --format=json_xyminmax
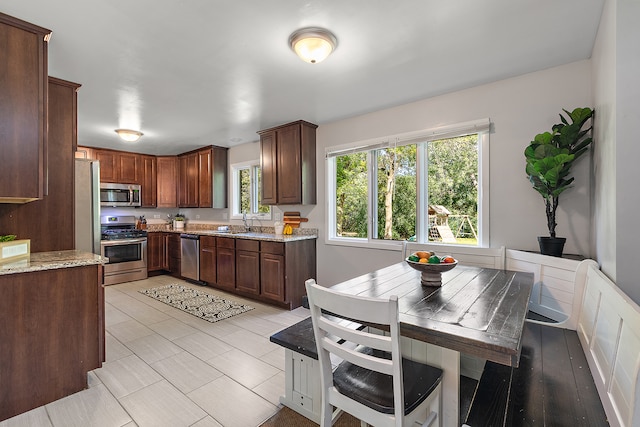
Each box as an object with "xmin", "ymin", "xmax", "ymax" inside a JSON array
[
  {"xmin": 524, "ymin": 107, "xmax": 594, "ymax": 257},
  {"xmin": 173, "ymin": 213, "xmax": 185, "ymax": 230},
  {"xmin": 0, "ymin": 238, "xmax": 30, "ymax": 264},
  {"xmin": 405, "ymin": 257, "xmax": 458, "ymax": 286}
]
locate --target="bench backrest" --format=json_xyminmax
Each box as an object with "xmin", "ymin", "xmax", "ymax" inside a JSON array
[
  {"xmin": 577, "ymin": 265, "xmax": 640, "ymax": 427},
  {"xmin": 404, "ymin": 243, "xmax": 505, "ymax": 269},
  {"xmin": 506, "ymin": 249, "xmax": 597, "ymax": 328}
]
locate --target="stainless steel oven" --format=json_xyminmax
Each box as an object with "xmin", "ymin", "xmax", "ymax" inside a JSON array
[{"xmin": 100, "ymin": 216, "xmax": 147, "ymax": 285}]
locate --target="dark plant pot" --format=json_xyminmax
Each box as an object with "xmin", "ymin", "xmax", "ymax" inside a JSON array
[{"xmin": 538, "ymin": 236, "xmax": 566, "ymax": 257}]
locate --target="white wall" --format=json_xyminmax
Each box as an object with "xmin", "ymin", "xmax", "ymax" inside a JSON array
[
  {"xmin": 591, "ymin": 0, "xmax": 617, "ymax": 281},
  {"xmin": 590, "ymin": 0, "xmax": 640, "ymax": 305},
  {"xmin": 615, "ymin": 0, "xmax": 640, "ymax": 303}
]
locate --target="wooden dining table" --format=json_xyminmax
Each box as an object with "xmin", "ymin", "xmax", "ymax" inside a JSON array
[{"xmin": 271, "ymin": 261, "xmax": 534, "ymax": 426}]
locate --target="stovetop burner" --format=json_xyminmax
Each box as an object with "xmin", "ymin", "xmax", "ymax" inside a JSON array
[
  {"xmin": 101, "ymin": 229, "xmax": 148, "ymax": 241},
  {"xmin": 100, "ymin": 215, "xmax": 147, "ymax": 241}
]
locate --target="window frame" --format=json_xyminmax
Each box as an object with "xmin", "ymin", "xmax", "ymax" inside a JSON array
[
  {"xmin": 326, "ymin": 119, "xmax": 490, "ymax": 250},
  {"xmin": 230, "ymin": 160, "xmax": 271, "ymax": 220}
]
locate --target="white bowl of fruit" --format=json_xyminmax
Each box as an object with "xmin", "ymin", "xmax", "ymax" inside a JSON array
[{"xmin": 405, "ymin": 250, "xmax": 457, "ymax": 286}]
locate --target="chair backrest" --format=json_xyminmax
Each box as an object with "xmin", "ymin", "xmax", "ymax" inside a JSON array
[{"xmin": 305, "ymin": 279, "xmax": 405, "ymax": 425}]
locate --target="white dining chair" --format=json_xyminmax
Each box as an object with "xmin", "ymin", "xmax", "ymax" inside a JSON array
[{"xmin": 305, "ymin": 279, "xmax": 442, "ymax": 427}]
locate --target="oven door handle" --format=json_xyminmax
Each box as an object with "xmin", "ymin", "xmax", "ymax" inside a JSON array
[
  {"xmin": 129, "ymin": 187, "xmax": 134, "ymax": 205},
  {"xmin": 101, "ymin": 237, "xmax": 147, "ymax": 246}
]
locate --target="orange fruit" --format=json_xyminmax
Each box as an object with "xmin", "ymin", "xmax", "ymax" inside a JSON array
[{"xmin": 418, "ymin": 258, "xmax": 428, "ymax": 263}]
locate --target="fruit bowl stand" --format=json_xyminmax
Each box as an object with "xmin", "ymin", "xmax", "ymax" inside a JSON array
[{"xmin": 405, "ymin": 257, "xmax": 458, "ymax": 286}]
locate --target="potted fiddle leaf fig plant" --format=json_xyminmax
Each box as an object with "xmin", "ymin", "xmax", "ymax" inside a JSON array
[{"xmin": 524, "ymin": 107, "xmax": 594, "ymax": 257}]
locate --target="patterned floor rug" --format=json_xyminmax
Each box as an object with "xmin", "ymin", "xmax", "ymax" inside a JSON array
[{"xmin": 139, "ymin": 284, "xmax": 253, "ymax": 323}]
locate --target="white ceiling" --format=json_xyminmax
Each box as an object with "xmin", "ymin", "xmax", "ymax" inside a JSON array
[{"xmin": 4, "ymin": 1, "xmax": 604, "ymax": 155}]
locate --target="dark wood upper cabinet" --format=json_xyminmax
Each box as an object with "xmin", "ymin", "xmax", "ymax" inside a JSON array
[
  {"xmin": 157, "ymin": 156, "xmax": 178, "ymax": 208},
  {"xmin": 260, "ymin": 132, "xmax": 277, "ymax": 205},
  {"xmin": 73, "ymin": 145, "xmax": 226, "ymax": 209},
  {"xmin": 0, "ymin": 13, "xmax": 51, "ymax": 203},
  {"xmin": 179, "ymin": 146, "xmax": 228, "ymax": 208},
  {"xmin": 118, "ymin": 151, "xmax": 140, "ymax": 184},
  {"xmin": 258, "ymin": 120, "xmax": 317, "ymax": 205},
  {"xmin": 94, "ymin": 149, "xmax": 117, "ymax": 181},
  {"xmin": 94, "ymin": 148, "xmax": 141, "ymax": 184},
  {"xmin": 141, "ymin": 155, "xmax": 157, "ymax": 207},
  {"xmin": 178, "ymin": 152, "xmax": 199, "ymax": 208}
]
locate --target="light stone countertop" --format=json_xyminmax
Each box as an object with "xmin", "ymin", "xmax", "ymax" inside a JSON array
[
  {"xmin": 0, "ymin": 250, "xmax": 107, "ymax": 276},
  {"xmin": 148, "ymin": 229, "xmax": 318, "ymax": 243}
]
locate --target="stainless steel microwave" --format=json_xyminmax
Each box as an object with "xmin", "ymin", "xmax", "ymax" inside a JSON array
[{"xmin": 100, "ymin": 183, "xmax": 141, "ymax": 207}]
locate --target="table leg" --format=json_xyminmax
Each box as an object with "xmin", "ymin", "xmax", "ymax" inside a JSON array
[{"xmin": 404, "ymin": 338, "xmax": 460, "ymax": 426}]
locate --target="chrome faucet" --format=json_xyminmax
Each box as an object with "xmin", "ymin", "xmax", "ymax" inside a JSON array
[{"xmin": 242, "ymin": 212, "xmax": 252, "ymax": 232}]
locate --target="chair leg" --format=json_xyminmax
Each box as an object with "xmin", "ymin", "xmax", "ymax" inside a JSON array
[{"xmin": 320, "ymin": 401, "xmax": 333, "ymax": 427}]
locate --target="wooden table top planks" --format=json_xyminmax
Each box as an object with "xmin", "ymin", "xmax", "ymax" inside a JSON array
[{"xmin": 329, "ymin": 262, "xmax": 534, "ymax": 367}]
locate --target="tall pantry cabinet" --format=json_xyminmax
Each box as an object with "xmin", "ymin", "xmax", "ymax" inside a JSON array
[{"xmin": 0, "ymin": 74, "xmax": 81, "ymax": 251}]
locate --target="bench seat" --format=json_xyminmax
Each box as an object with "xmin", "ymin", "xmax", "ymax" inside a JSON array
[{"xmin": 465, "ymin": 321, "xmax": 608, "ymax": 426}]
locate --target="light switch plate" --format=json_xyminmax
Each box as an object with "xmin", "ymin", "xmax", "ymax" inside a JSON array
[{"xmin": 275, "ymin": 212, "xmax": 282, "ymax": 221}]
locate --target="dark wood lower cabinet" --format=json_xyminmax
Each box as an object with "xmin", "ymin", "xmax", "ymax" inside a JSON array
[
  {"xmin": 260, "ymin": 251, "xmax": 285, "ymax": 302},
  {"xmin": 235, "ymin": 240, "xmax": 260, "ymax": 295},
  {"xmin": 215, "ymin": 237, "xmax": 236, "ymax": 291},
  {"xmin": 168, "ymin": 233, "xmax": 181, "ymax": 277},
  {"xmin": 148, "ymin": 232, "xmax": 171, "ymax": 272},
  {"xmin": 0, "ymin": 264, "xmax": 103, "ymax": 422},
  {"xmin": 199, "ymin": 236, "xmax": 216, "ymax": 283},
  {"xmin": 200, "ymin": 237, "xmax": 315, "ymax": 309}
]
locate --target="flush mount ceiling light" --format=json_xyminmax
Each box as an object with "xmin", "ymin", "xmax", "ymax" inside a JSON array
[
  {"xmin": 115, "ymin": 129, "xmax": 143, "ymax": 142},
  {"xmin": 289, "ymin": 27, "xmax": 337, "ymax": 64}
]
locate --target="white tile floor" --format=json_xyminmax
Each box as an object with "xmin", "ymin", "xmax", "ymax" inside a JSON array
[{"xmin": 0, "ymin": 275, "xmax": 310, "ymax": 427}]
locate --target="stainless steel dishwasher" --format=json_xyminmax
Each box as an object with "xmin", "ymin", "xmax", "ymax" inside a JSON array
[{"xmin": 180, "ymin": 234, "xmax": 200, "ymax": 282}]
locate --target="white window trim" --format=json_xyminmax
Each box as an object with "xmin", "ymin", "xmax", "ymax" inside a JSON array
[
  {"xmin": 326, "ymin": 119, "xmax": 490, "ymax": 250},
  {"xmin": 230, "ymin": 160, "xmax": 271, "ymax": 220}
]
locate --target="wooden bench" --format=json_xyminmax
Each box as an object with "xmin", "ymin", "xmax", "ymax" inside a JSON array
[{"xmin": 464, "ymin": 263, "xmax": 640, "ymax": 427}]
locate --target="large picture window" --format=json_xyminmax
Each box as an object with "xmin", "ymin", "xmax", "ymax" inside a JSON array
[{"xmin": 327, "ymin": 119, "xmax": 489, "ymax": 247}]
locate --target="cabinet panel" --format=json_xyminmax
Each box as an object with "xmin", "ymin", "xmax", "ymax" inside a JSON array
[
  {"xmin": 216, "ymin": 244, "xmax": 236, "ymax": 291},
  {"xmin": 179, "ymin": 153, "xmax": 198, "ymax": 207},
  {"xmin": 236, "ymin": 249, "xmax": 260, "ymax": 295},
  {"xmin": 200, "ymin": 236, "xmax": 216, "ymax": 284},
  {"xmin": 148, "ymin": 232, "xmax": 164, "ymax": 272},
  {"xmin": 0, "ymin": 14, "xmax": 50, "ymax": 203},
  {"xmin": 261, "ymin": 252, "xmax": 285, "ymax": 302},
  {"xmin": 157, "ymin": 156, "xmax": 177, "ymax": 208},
  {"xmin": 75, "ymin": 146, "xmax": 95, "ymax": 160},
  {"xmin": 236, "ymin": 239, "xmax": 260, "ymax": 252},
  {"xmin": 276, "ymin": 125, "xmax": 302, "ymax": 204},
  {"xmin": 167, "ymin": 234, "xmax": 181, "ymax": 277},
  {"xmin": 119, "ymin": 152, "xmax": 140, "ymax": 184},
  {"xmin": 198, "ymin": 148, "xmax": 212, "ymax": 208},
  {"xmin": 141, "ymin": 155, "xmax": 156, "ymax": 207},
  {"xmin": 95, "ymin": 150, "xmax": 117, "ymax": 182},
  {"xmin": 260, "ymin": 131, "xmax": 277, "ymax": 205}
]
